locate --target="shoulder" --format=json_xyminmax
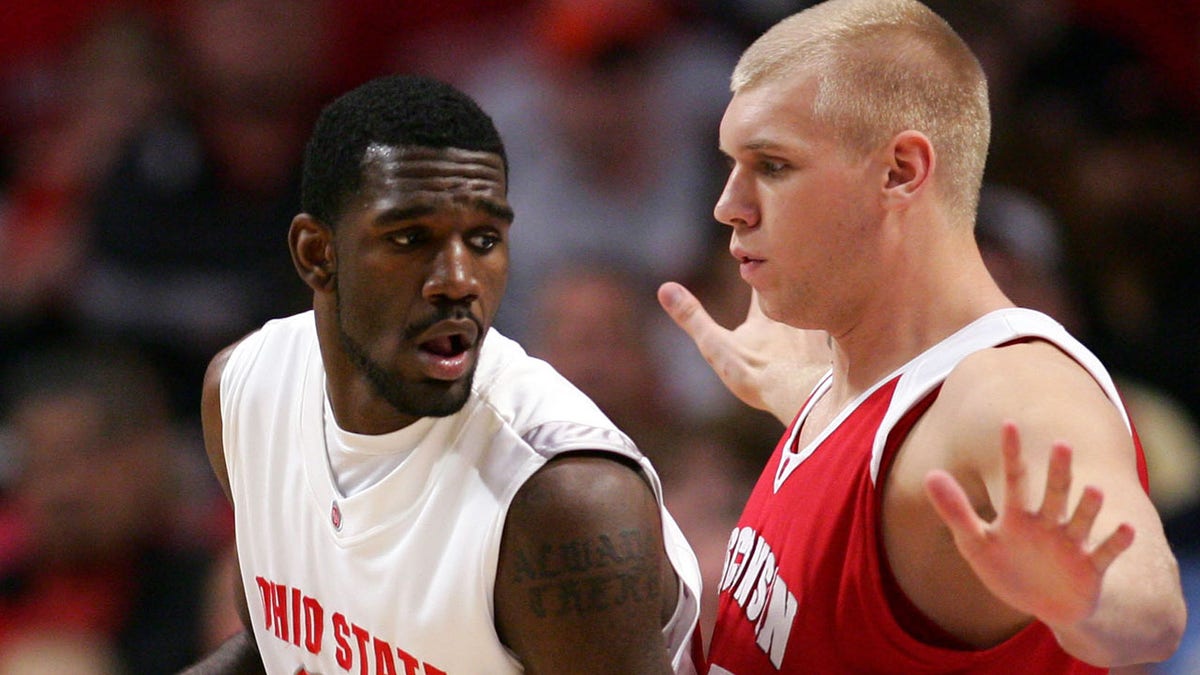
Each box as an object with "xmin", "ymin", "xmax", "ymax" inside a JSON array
[
  {"xmin": 499, "ymin": 452, "xmax": 668, "ymax": 588},
  {"xmin": 208, "ymin": 312, "xmax": 314, "ymax": 397},
  {"xmin": 926, "ymin": 337, "xmax": 1133, "ymax": 471},
  {"xmin": 941, "ymin": 339, "xmax": 1123, "ymax": 427},
  {"xmin": 508, "ymin": 453, "xmax": 655, "ymax": 529},
  {"xmin": 201, "ymin": 313, "xmax": 313, "ymax": 499},
  {"xmin": 475, "ymin": 330, "xmax": 622, "ymax": 437}
]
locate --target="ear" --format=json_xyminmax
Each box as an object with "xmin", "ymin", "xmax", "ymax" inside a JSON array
[
  {"xmin": 289, "ymin": 213, "xmax": 336, "ymax": 292},
  {"xmin": 883, "ymin": 130, "xmax": 934, "ymax": 206}
]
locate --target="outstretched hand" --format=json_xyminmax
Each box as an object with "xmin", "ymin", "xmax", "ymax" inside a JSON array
[
  {"xmin": 923, "ymin": 422, "xmax": 1136, "ymax": 630},
  {"xmin": 657, "ymin": 281, "xmax": 830, "ymax": 423}
]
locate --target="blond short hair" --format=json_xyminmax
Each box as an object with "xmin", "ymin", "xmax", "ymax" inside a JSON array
[{"xmin": 732, "ymin": 0, "xmax": 991, "ymax": 222}]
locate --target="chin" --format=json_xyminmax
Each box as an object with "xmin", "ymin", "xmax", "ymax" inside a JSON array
[{"xmin": 381, "ymin": 371, "xmax": 476, "ymax": 419}]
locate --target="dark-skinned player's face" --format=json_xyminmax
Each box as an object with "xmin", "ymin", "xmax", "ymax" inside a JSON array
[{"xmin": 333, "ymin": 144, "xmax": 511, "ymax": 417}]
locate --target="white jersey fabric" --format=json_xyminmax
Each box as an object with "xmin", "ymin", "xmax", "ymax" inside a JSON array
[{"xmin": 220, "ymin": 311, "xmax": 702, "ymax": 674}]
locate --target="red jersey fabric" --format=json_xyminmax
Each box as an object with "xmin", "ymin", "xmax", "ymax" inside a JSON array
[{"xmin": 706, "ymin": 309, "xmax": 1145, "ymax": 674}]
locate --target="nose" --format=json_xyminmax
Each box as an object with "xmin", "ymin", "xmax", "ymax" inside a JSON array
[
  {"xmin": 713, "ymin": 166, "xmax": 758, "ymax": 230},
  {"xmin": 423, "ymin": 238, "xmax": 481, "ymax": 302}
]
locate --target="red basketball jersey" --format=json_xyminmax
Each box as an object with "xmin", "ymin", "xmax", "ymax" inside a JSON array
[{"xmin": 706, "ymin": 309, "xmax": 1146, "ymax": 674}]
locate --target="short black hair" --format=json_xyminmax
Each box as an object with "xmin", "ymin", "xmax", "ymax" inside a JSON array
[{"xmin": 300, "ymin": 74, "xmax": 507, "ymax": 225}]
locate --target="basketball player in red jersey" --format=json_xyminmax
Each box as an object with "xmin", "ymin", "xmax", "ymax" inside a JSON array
[{"xmin": 658, "ymin": 0, "xmax": 1186, "ymax": 671}]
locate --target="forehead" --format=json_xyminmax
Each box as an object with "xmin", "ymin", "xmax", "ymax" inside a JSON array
[
  {"xmin": 721, "ymin": 74, "xmax": 825, "ymax": 150},
  {"xmin": 354, "ymin": 144, "xmax": 509, "ymax": 214}
]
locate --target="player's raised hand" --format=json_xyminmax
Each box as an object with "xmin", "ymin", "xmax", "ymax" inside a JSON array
[
  {"xmin": 657, "ymin": 281, "xmax": 830, "ymax": 423},
  {"xmin": 923, "ymin": 421, "xmax": 1136, "ymax": 629}
]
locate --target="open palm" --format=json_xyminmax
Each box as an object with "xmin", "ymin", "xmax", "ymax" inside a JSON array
[{"xmin": 924, "ymin": 422, "xmax": 1136, "ymax": 628}]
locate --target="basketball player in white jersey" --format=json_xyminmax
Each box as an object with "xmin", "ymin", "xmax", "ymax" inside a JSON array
[{"xmin": 182, "ymin": 75, "xmax": 702, "ymax": 674}]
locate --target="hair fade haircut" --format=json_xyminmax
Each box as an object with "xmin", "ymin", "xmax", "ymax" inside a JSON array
[
  {"xmin": 732, "ymin": 0, "xmax": 991, "ymax": 223},
  {"xmin": 300, "ymin": 74, "xmax": 508, "ymax": 226}
]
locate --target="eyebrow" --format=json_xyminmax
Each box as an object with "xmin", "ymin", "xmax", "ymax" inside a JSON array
[
  {"xmin": 378, "ymin": 205, "xmax": 436, "ymax": 223},
  {"xmin": 719, "ymin": 137, "xmax": 790, "ymax": 157},
  {"xmin": 744, "ymin": 138, "xmax": 788, "ymax": 152},
  {"xmin": 376, "ymin": 199, "xmax": 514, "ymax": 225},
  {"xmin": 474, "ymin": 199, "xmax": 515, "ymax": 222}
]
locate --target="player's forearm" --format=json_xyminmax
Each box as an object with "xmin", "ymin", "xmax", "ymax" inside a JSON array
[
  {"xmin": 178, "ymin": 630, "xmax": 266, "ymax": 675},
  {"xmin": 1051, "ymin": 552, "xmax": 1186, "ymax": 666}
]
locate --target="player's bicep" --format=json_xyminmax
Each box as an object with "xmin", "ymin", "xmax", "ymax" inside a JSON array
[
  {"xmin": 943, "ymin": 343, "xmax": 1150, "ymax": 523},
  {"xmin": 202, "ymin": 340, "xmax": 246, "ymax": 503},
  {"xmin": 495, "ymin": 453, "xmax": 676, "ymax": 675}
]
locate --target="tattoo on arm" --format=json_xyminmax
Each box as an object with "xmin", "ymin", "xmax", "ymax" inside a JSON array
[{"xmin": 508, "ymin": 529, "xmax": 661, "ymax": 618}]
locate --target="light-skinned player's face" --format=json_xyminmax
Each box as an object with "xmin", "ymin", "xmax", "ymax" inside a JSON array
[
  {"xmin": 332, "ymin": 145, "xmax": 512, "ymax": 418},
  {"xmin": 715, "ymin": 73, "xmax": 885, "ymax": 332}
]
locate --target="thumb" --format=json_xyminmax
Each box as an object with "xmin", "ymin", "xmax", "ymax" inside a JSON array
[
  {"xmin": 658, "ymin": 282, "xmax": 740, "ymax": 384},
  {"xmin": 658, "ymin": 282, "xmax": 722, "ymax": 347}
]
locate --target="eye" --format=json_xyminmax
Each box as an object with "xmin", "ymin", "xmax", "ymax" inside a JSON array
[
  {"xmin": 388, "ymin": 227, "xmax": 428, "ymax": 248},
  {"xmin": 759, "ymin": 159, "xmax": 789, "ymax": 177},
  {"xmin": 467, "ymin": 228, "xmax": 503, "ymax": 252}
]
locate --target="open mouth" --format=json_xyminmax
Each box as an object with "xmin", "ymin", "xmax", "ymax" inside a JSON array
[
  {"xmin": 420, "ymin": 333, "xmax": 470, "ymax": 357},
  {"xmin": 413, "ymin": 319, "xmax": 480, "ymax": 380}
]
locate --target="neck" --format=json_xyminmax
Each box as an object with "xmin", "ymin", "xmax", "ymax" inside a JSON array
[{"xmin": 825, "ymin": 233, "xmax": 1012, "ymax": 405}]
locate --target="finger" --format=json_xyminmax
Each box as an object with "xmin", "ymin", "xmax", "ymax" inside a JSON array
[
  {"xmin": 657, "ymin": 282, "xmax": 732, "ymax": 366},
  {"xmin": 1089, "ymin": 522, "xmax": 1135, "ymax": 575},
  {"xmin": 1040, "ymin": 443, "xmax": 1073, "ymax": 522},
  {"xmin": 1001, "ymin": 421, "xmax": 1031, "ymax": 511},
  {"xmin": 925, "ymin": 470, "xmax": 988, "ymax": 544},
  {"xmin": 1063, "ymin": 484, "xmax": 1104, "ymax": 543},
  {"xmin": 658, "ymin": 281, "xmax": 716, "ymax": 337}
]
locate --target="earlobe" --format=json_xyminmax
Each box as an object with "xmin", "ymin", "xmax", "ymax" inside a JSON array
[
  {"xmin": 885, "ymin": 130, "xmax": 934, "ymax": 201},
  {"xmin": 289, "ymin": 213, "xmax": 336, "ymax": 291}
]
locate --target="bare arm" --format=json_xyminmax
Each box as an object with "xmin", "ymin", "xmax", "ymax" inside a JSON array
[
  {"xmin": 923, "ymin": 342, "xmax": 1186, "ymax": 666},
  {"xmin": 179, "ymin": 343, "xmax": 265, "ymax": 674},
  {"xmin": 657, "ymin": 281, "xmax": 829, "ymax": 425},
  {"xmin": 495, "ymin": 453, "xmax": 682, "ymax": 674}
]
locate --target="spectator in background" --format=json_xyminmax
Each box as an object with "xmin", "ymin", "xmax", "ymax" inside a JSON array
[
  {"xmin": 0, "ymin": 339, "xmax": 237, "ymax": 674},
  {"xmin": 462, "ymin": 0, "xmax": 738, "ymax": 344},
  {"xmin": 527, "ymin": 256, "xmax": 682, "ymax": 464},
  {"xmin": 1054, "ymin": 131, "xmax": 1200, "ymax": 431},
  {"xmin": 68, "ymin": 0, "xmax": 340, "ymax": 418},
  {"xmin": 0, "ymin": 6, "xmax": 171, "ymax": 377}
]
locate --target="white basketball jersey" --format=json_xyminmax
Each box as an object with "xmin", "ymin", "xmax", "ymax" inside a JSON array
[{"xmin": 220, "ymin": 312, "xmax": 703, "ymax": 674}]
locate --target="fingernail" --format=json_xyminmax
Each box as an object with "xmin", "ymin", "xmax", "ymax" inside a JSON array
[{"xmin": 660, "ymin": 284, "xmax": 680, "ymax": 308}]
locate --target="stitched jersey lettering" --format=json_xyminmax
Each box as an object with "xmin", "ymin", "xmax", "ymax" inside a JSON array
[
  {"xmin": 254, "ymin": 576, "xmax": 448, "ymax": 675},
  {"xmin": 718, "ymin": 528, "xmax": 798, "ymax": 668}
]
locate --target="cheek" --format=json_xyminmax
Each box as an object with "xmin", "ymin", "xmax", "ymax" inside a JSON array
[
  {"xmin": 477, "ymin": 257, "xmax": 509, "ymax": 312},
  {"xmin": 338, "ymin": 263, "xmax": 416, "ymax": 318}
]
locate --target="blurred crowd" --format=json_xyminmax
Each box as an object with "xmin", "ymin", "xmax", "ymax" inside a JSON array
[{"xmin": 0, "ymin": 0, "xmax": 1197, "ymax": 672}]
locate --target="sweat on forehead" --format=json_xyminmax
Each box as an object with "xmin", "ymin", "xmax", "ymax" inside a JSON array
[
  {"xmin": 360, "ymin": 144, "xmax": 507, "ymax": 176},
  {"xmin": 358, "ymin": 143, "xmax": 508, "ymax": 197}
]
